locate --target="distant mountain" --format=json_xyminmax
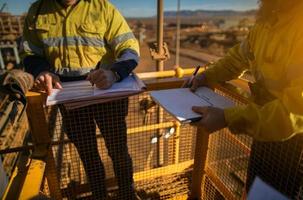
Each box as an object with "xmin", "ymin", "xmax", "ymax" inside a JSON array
[{"xmin": 164, "ymin": 9, "xmax": 256, "ymax": 18}]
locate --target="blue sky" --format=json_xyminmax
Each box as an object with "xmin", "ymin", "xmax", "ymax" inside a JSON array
[{"xmin": 2, "ymin": 0, "xmax": 258, "ymax": 17}]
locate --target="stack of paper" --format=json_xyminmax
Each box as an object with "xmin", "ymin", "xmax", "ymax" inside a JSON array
[{"xmin": 47, "ymin": 74, "xmax": 145, "ymax": 109}]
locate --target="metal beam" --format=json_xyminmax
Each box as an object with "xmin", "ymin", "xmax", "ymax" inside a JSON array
[{"xmin": 18, "ymin": 159, "xmax": 46, "ymax": 200}]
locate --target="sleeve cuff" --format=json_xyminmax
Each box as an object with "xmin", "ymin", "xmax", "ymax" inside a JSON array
[
  {"xmin": 224, "ymin": 106, "xmax": 247, "ymax": 135},
  {"xmin": 23, "ymin": 55, "xmax": 50, "ymax": 78},
  {"xmin": 111, "ymin": 59, "xmax": 138, "ymax": 81},
  {"xmin": 110, "ymin": 49, "xmax": 139, "ymax": 81}
]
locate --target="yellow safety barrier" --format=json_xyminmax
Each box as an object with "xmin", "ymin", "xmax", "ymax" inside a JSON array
[{"xmin": 1, "ymin": 68, "xmax": 302, "ymax": 200}]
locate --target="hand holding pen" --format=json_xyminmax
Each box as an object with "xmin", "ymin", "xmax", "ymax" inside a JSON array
[
  {"xmin": 182, "ymin": 65, "xmax": 211, "ymax": 92},
  {"xmin": 182, "ymin": 65, "xmax": 201, "ymax": 88}
]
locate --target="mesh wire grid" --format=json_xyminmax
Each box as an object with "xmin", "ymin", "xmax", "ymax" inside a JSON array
[
  {"xmin": 44, "ymin": 92, "xmax": 196, "ymax": 200},
  {"xmin": 202, "ymin": 88, "xmax": 303, "ymax": 200},
  {"xmin": 28, "ymin": 87, "xmax": 303, "ymax": 200}
]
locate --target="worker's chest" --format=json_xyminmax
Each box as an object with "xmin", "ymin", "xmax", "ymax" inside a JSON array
[{"xmin": 34, "ymin": 9, "xmax": 107, "ymax": 41}]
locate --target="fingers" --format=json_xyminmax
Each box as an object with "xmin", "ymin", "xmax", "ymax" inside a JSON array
[
  {"xmin": 88, "ymin": 69, "xmax": 106, "ymax": 84},
  {"xmin": 34, "ymin": 74, "xmax": 45, "ymax": 90},
  {"xmin": 190, "ymin": 73, "xmax": 207, "ymax": 92},
  {"xmin": 34, "ymin": 72, "xmax": 62, "ymax": 96},
  {"xmin": 44, "ymin": 73, "xmax": 53, "ymax": 96},
  {"xmin": 88, "ymin": 69, "xmax": 115, "ymax": 89},
  {"xmin": 190, "ymin": 76, "xmax": 203, "ymax": 91},
  {"xmin": 54, "ymin": 80, "xmax": 62, "ymax": 89},
  {"xmin": 190, "ymin": 80, "xmax": 199, "ymax": 92},
  {"xmin": 181, "ymin": 79, "xmax": 190, "ymax": 88},
  {"xmin": 34, "ymin": 80, "xmax": 44, "ymax": 90},
  {"xmin": 96, "ymin": 80, "xmax": 111, "ymax": 89}
]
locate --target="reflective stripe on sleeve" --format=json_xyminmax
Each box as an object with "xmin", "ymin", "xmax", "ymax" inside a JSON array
[
  {"xmin": 53, "ymin": 63, "xmax": 112, "ymax": 77},
  {"xmin": 42, "ymin": 36, "xmax": 105, "ymax": 47},
  {"xmin": 110, "ymin": 32, "xmax": 136, "ymax": 49},
  {"xmin": 54, "ymin": 67, "xmax": 94, "ymax": 77}
]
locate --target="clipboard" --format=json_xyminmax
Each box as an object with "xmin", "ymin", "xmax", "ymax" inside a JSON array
[{"xmin": 150, "ymin": 87, "xmax": 235, "ymax": 123}]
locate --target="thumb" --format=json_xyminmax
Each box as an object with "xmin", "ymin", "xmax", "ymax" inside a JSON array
[{"xmin": 192, "ymin": 106, "xmax": 208, "ymax": 114}]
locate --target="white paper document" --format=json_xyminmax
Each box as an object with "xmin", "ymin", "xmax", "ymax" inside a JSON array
[
  {"xmin": 248, "ymin": 177, "xmax": 289, "ymax": 200},
  {"xmin": 150, "ymin": 87, "xmax": 235, "ymax": 123},
  {"xmin": 47, "ymin": 74, "xmax": 145, "ymax": 107}
]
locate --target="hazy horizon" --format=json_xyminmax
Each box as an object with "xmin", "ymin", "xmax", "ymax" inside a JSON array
[{"xmin": 2, "ymin": 0, "xmax": 258, "ymax": 17}]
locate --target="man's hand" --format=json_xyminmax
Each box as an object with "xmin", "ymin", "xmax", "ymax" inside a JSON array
[
  {"xmin": 87, "ymin": 69, "xmax": 117, "ymax": 89},
  {"xmin": 191, "ymin": 106, "xmax": 227, "ymax": 133},
  {"xmin": 190, "ymin": 73, "xmax": 208, "ymax": 92},
  {"xmin": 34, "ymin": 71, "xmax": 62, "ymax": 96}
]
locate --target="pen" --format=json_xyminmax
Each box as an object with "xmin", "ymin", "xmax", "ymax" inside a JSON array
[{"xmin": 184, "ymin": 65, "xmax": 201, "ymax": 88}]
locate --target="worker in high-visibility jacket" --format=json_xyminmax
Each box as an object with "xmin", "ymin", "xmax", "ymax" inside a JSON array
[
  {"xmin": 191, "ymin": 0, "xmax": 303, "ymax": 198},
  {"xmin": 21, "ymin": 0, "xmax": 139, "ymax": 199}
]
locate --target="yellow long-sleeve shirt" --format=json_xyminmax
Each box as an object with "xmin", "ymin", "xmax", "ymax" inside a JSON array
[{"xmin": 204, "ymin": 4, "xmax": 303, "ymax": 141}]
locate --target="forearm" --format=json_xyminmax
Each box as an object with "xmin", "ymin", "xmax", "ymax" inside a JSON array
[
  {"xmin": 23, "ymin": 55, "xmax": 50, "ymax": 78},
  {"xmin": 204, "ymin": 42, "xmax": 250, "ymax": 85},
  {"xmin": 224, "ymin": 100, "xmax": 298, "ymax": 142}
]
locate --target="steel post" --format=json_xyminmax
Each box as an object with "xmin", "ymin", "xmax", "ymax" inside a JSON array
[
  {"xmin": 190, "ymin": 127, "xmax": 210, "ymax": 199},
  {"xmin": 175, "ymin": 0, "xmax": 181, "ymax": 68}
]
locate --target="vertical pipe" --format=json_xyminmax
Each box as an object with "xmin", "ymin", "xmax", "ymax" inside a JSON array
[
  {"xmin": 156, "ymin": 0, "xmax": 164, "ymax": 167},
  {"xmin": 13, "ymin": 42, "xmax": 20, "ymax": 65},
  {"xmin": 175, "ymin": 0, "xmax": 181, "ymax": 68},
  {"xmin": 174, "ymin": 121, "xmax": 181, "ymax": 164},
  {"xmin": 156, "ymin": 0, "xmax": 164, "ymax": 71},
  {"xmin": 190, "ymin": 127, "xmax": 210, "ymax": 199},
  {"xmin": 0, "ymin": 48, "xmax": 5, "ymax": 69}
]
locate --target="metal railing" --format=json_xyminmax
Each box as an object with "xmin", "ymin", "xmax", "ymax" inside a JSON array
[
  {"xmin": 1, "ymin": 69, "xmax": 302, "ymax": 200},
  {"xmin": 0, "ymin": 68, "xmax": 246, "ymax": 199}
]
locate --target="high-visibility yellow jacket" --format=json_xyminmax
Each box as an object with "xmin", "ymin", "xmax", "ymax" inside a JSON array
[
  {"xmin": 21, "ymin": 0, "xmax": 139, "ymax": 76},
  {"xmin": 203, "ymin": 4, "xmax": 303, "ymax": 141}
]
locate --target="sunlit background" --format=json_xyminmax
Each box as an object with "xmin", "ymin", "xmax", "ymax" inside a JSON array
[
  {"xmin": 3, "ymin": 0, "xmax": 258, "ymax": 17},
  {"xmin": 0, "ymin": 0, "xmax": 258, "ymax": 74}
]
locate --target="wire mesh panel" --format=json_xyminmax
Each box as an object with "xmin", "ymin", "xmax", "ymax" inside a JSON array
[
  {"xmin": 201, "ymin": 176, "xmax": 225, "ymax": 200},
  {"xmin": 36, "ymin": 84, "xmax": 303, "ymax": 200},
  {"xmin": 202, "ymin": 88, "xmax": 251, "ymax": 200},
  {"xmin": 44, "ymin": 92, "xmax": 196, "ymax": 199},
  {"xmin": 246, "ymin": 135, "xmax": 303, "ymax": 200},
  {"xmin": 202, "ymin": 87, "xmax": 303, "ymax": 200},
  {"xmin": 205, "ymin": 129, "xmax": 251, "ymax": 199}
]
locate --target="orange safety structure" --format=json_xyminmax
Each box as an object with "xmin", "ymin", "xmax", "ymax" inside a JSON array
[{"xmin": 1, "ymin": 68, "xmax": 302, "ymax": 200}]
